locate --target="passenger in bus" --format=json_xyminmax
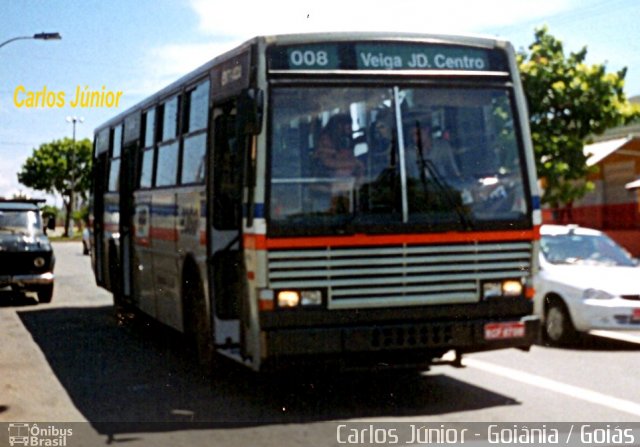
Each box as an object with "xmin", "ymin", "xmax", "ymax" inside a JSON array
[
  {"xmin": 313, "ymin": 114, "xmax": 364, "ymax": 178},
  {"xmin": 368, "ymin": 109, "xmax": 396, "ymax": 175},
  {"xmin": 311, "ymin": 114, "xmax": 363, "ymax": 213},
  {"xmin": 404, "ymin": 119, "xmax": 461, "ymax": 181}
]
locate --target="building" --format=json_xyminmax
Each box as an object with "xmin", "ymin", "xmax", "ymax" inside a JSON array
[{"xmin": 543, "ymin": 97, "xmax": 640, "ymax": 254}]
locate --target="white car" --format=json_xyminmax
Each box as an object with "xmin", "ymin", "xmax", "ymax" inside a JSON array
[{"xmin": 535, "ymin": 224, "xmax": 640, "ymax": 344}]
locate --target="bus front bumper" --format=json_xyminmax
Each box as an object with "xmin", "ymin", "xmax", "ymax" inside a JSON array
[{"xmin": 261, "ymin": 315, "xmax": 540, "ymax": 369}]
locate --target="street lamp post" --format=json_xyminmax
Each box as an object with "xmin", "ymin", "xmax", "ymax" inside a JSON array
[
  {"xmin": 0, "ymin": 32, "xmax": 62, "ymax": 49},
  {"xmin": 66, "ymin": 116, "xmax": 84, "ymax": 237}
]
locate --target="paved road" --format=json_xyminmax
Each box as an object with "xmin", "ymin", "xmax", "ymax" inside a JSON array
[{"xmin": 1, "ymin": 242, "xmax": 640, "ymax": 446}]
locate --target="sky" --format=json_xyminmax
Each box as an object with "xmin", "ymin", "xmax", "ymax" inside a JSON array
[{"xmin": 1, "ymin": 0, "xmax": 638, "ymax": 206}]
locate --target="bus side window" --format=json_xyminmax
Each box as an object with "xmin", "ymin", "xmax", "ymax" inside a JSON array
[{"xmin": 213, "ymin": 111, "xmax": 244, "ymax": 230}]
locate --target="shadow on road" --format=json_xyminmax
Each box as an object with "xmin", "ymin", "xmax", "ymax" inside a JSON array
[
  {"xmin": 19, "ymin": 306, "xmax": 520, "ymax": 435},
  {"xmin": 0, "ymin": 290, "xmax": 38, "ymax": 307}
]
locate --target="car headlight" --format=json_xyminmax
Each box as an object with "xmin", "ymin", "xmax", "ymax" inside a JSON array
[
  {"xmin": 33, "ymin": 257, "xmax": 46, "ymax": 268},
  {"xmin": 582, "ymin": 288, "xmax": 615, "ymax": 300}
]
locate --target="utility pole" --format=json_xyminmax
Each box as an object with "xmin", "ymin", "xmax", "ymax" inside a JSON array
[{"xmin": 66, "ymin": 116, "xmax": 84, "ymax": 237}]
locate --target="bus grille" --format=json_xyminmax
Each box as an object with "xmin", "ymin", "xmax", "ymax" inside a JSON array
[{"xmin": 267, "ymin": 242, "xmax": 532, "ymax": 309}]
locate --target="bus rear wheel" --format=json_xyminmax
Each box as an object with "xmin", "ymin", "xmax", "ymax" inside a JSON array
[{"xmin": 183, "ymin": 269, "xmax": 214, "ymax": 373}]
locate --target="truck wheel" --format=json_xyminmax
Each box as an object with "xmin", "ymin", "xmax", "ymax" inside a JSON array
[{"xmin": 36, "ymin": 284, "xmax": 54, "ymax": 303}]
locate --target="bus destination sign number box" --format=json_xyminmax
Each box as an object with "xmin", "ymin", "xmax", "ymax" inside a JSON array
[
  {"xmin": 269, "ymin": 42, "xmax": 503, "ymax": 72},
  {"xmin": 286, "ymin": 45, "xmax": 340, "ymax": 70}
]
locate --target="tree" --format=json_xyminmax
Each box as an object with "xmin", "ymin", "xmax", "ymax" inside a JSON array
[
  {"xmin": 518, "ymin": 27, "xmax": 640, "ymax": 213},
  {"xmin": 40, "ymin": 205, "xmax": 59, "ymax": 221},
  {"xmin": 18, "ymin": 137, "xmax": 92, "ymax": 237}
]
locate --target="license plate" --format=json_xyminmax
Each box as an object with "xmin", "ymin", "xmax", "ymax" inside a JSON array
[
  {"xmin": 632, "ymin": 309, "xmax": 640, "ymax": 322},
  {"xmin": 484, "ymin": 322, "xmax": 526, "ymax": 340}
]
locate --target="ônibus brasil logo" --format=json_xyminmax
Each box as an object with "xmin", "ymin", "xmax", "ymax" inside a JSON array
[{"xmin": 8, "ymin": 423, "xmax": 73, "ymax": 446}]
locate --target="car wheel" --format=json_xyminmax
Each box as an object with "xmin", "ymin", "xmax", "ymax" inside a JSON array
[
  {"xmin": 36, "ymin": 284, "xmax": 54, "ymax": 303},
  {"xmin": 544, "ymin": 300, "xmax": 577, "ymax": 344}
]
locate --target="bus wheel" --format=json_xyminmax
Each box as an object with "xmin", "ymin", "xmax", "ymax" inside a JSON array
[
  {"xmin": 183, "ymin": 269, "xmax": 214, "ymax": 373},
  {"xmin": 108, "ymin": 247, "xmax": 126, "ymax": 319}
]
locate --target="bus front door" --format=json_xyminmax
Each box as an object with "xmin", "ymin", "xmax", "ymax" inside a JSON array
[
  {"xmin": 92, "ymin": 150, "xmax": 109, "ymax": 286},
  {"xmin": 119, "ymin": 140, "xmax": 138, "ymax": 301},
  {"xmin": 209, "ymin": 105, "xmax": 247, "ymax": 354}
]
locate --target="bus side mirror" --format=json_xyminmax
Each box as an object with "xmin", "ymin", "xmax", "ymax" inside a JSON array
[{"xmin": 237, "ymin": 88, "xmax": 264, "ymax": 135}]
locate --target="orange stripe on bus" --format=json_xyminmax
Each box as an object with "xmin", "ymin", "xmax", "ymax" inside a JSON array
[
  {"xmin": 150, "ymin": 227, "xmax": 178, "ymax": 242},
  {"xmin": 243, "ymin": 234, "xmax": 268, "ymax": 250},
  {"xmin": 244, "ymin": 228, "xmax": 539, "ymax": 250},
  {"xmin": 135, "ymin": 237, "xmax": 150, "ymax": 247}
]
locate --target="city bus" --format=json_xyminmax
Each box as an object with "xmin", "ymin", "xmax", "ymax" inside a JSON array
[{"xmin": 91, "ymin": 32, "xmax": 541, "ymax": 373}]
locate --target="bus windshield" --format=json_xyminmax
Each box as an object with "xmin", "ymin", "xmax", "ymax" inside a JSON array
[{"xmin": 268, "ymin": 85, "xmax": 529, "ymax": 234}]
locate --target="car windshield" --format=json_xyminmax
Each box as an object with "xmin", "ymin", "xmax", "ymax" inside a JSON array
[
  {"xmin": 540, "ymin": 232, "xmax": 637, "ymax": 267},
  {"xmin": 268, "ymin": 85, "xmax": 529, "ymax": 235},
  {"xmin": 0, "ymin": 210, "xmax": 42, "ymax": 235}
]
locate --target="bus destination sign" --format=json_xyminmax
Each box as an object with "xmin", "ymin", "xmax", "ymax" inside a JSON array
[
  {"xmin": 355, "ymin": 44, "xmax": 489, "ymax": 71},
  {"xmin": 269, "ymin": 42, "xmax": 504, "ymax": 72}
]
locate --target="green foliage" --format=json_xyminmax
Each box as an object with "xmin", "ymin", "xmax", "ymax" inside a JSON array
[
  {"xmin": 40, "ymin": 205, "xmax": 59, "ymax": 220},
  {"xmin": 518, "ymin": 27, "xmax": 639, "ymax": 208},
  {"xmin": 72, "ymin": 205, "xmax": 90, "ymax": 227},
  {"xmin": 18, "ymin": 137, "xmax": 92, "ymax": 236},
  {"xmin": 18, "ymin": 137, "xmax": 92, "ymax": 197}
]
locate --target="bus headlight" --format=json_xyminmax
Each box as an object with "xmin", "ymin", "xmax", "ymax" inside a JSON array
[
  {"xmin": 300, "ymin": 290, "xmax": 322, "ymax": 306},
  {"xmin": 276, "ymin": 289, "xmax": 324, "ymax": 308},
  {"xmin": 483, "ymin": 280, "xmax": 523, "ymax": 299},
  {"xmin": 277, "ymin": 291, "xmax": 300, "ymax": 308},
  {"xmin": 502, "ymin": 280, "xmax": 523, "ymax": 297}
]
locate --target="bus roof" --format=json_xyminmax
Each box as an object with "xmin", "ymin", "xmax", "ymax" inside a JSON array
[
  {"xmin": 94, "ymin": 32, "xmax": 511, "ymax": 135},
  {"xmin": 265, "ymin": 31, "xmax": 508, "ymax": 48}
]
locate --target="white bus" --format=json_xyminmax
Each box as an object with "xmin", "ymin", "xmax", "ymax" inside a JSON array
[{"xmin": 91, "ymin": 32, "xmax": 541, "ymax": 372}]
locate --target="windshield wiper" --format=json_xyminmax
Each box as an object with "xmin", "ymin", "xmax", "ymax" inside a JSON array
[
  {"xmin": 421, "ymin": 159, "xmax": 474, "ymax": 230},
  {"xmin": 412, "ymin": 121, "xmax": 473, "ymax": 230}
]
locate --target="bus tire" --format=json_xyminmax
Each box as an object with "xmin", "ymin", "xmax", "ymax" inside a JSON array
[
  {"xmin": 183, "ymin": 266, "xmax": 214, "ymax": 373},
  {"xmin": 108, "ymin": 245, "xmax": 127, "ymax": 319}
]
